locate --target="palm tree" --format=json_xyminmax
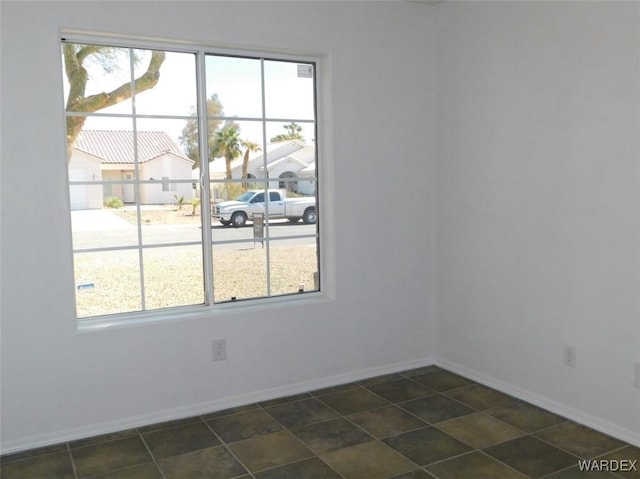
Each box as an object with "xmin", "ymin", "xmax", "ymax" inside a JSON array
[
  {"xmin": 212, "ymin": 123, "xmax": 242, "ymax": 179},
  {"xmin": 241, "ymin": 140, "xmax": 261, "ymax": 187},
  {"xmin": 270, "ymin": 122, "xmax": 304, "ymax": 142}
]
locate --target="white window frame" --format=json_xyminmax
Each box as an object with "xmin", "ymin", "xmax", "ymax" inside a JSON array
[{"xmin": 62, "ymin": 32, "xmax": 334, "ymax": 332}]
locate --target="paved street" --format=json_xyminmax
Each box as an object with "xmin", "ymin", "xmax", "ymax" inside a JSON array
[{"xmin": 71, "ymin": 210, "xmax": 317, "ymax": 250}]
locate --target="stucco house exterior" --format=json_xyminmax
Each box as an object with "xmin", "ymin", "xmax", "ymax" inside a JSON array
[
  {"xmin": 195, "ymin": 140, "xmax": 317, "ymax": 198},
  {"xmin": 68, "ymin": 130, "xmax": 194, "ymax": 210}
]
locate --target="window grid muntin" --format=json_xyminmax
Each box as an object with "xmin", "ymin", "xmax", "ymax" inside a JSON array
[
  {"xmin": 64, "ymin": 38, "xmax": 320, "ymax": 320},
  {"xmin": 196, "ymin": 48, "xmax": 216, "ymax": 308},
  {"xmin": 128, "ymin": 48, "xmax": 147, "ymax": 311}
]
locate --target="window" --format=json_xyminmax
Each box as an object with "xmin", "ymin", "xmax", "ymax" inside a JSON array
[{"xmin": 63, "ymin": 37, "xmax": 320, "ymax": 322}]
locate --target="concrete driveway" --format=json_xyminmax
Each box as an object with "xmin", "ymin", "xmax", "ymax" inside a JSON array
[{"xmin": 71, "ymin": 209, "xmax": 135, "ymax": 232}]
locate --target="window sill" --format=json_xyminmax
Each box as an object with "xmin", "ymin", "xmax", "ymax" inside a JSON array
[{"xmin": 75, "ymin": 291, "xmax": 334, "ymax": 333}]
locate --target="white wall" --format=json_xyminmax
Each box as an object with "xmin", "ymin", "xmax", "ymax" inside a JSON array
[
  {"xmin": 140, "ymin": 155, "xmax": 194, "ymax": 204},
  {"xmin": 436, "ymin": 1, "xmax": 640, "ymax": 445},
  {"xmin": 0, "ymin": 1, "xmax": 437, "ymax": 451}
]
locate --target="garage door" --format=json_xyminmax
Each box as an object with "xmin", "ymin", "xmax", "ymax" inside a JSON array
[{"xmin": 68, "ymin": 167, "xmax": 88, "ymax": 210}]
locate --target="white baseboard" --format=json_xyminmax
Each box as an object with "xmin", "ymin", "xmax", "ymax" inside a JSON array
[
  {"xmin": 1, "ymin": 357, "xmax": 434, "ymax": 455},
  {"xmin": 436, "ymin": 358, "xmax": 640, "ymax": 448}
]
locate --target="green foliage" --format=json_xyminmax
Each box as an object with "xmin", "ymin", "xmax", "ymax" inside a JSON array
[
  {"xmin": 227, "ymin": 183, "xmax": 246, "ymax": 200},
  {"xmin": 212, "ymin": 122, "xmax": 243, "ymax": 179},
  {"xmin": 179, "ymin": 94, "xmax": 225, "ymax": 169},
  {"xmin": 285, "ymin": 191, "xmax": 304, "ymax": 197},
  {"xmin": 104, "ymin": 197, "xmax": 124, "ymax": 209},
  {"xmin": 213, "ymin": 183, "xmax": 247, "ymax": 202},
  {"xmin": 189, "ymin": 198, "xmax": 201, "ymax": 216},
  {"xmin": 270, "ymin": 122, "xmax": 305, "ymax": 143},
  {"xmin": 174, "ymin": 194, "xmax": 185, "ymax": 210}
]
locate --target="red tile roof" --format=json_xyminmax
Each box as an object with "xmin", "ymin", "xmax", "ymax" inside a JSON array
[{"xmin": 75, "ymin": 130, "xmax": 191, "ymax": 164}]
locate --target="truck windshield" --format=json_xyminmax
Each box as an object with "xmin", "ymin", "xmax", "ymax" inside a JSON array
[{"xmin": 235, "ymin": 192, "xmax": 256, "ymax": 202}]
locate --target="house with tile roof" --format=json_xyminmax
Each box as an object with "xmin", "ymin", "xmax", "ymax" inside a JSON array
[
  {"xmin": 195, "ymin": 140, "xmax": 317, "ymax": 199},
  {"xmin": 68, "ymin": 130, "xmax": 194, "ymax": 210}
]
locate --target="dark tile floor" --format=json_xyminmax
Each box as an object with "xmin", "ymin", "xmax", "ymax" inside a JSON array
[{"xmin": 1, "ymin": 366, "xmax": 638, "ymax": 478}]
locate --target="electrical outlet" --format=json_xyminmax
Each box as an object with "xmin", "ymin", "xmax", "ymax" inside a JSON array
[
  {"xmin": 213, "ymin": 339, "xmax": 227, "ymax": 362},
  {"xmin": 634, "ymin": 363, "xmax": 640, "ymax": 388},
  {"xmin": 564, "ymin": 346, "xmax": 576, "ymax": 367}
]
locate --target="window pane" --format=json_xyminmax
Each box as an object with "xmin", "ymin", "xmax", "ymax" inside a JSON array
[
  {"xmin": 69, "ymin": 117, "xmax": 141, "ymax": 192},
  {"xmin": 207, "ymin": 120, "xmax": 264, "ymax": 192},
  {"xmin": 266, "ymin": 121, "xmax": 315, "ymax": 145},
  {"xmin": 123, "ymin": 119, "xmax": 199, "ymax": 246},
  {"xmin": 263, "ymin": 129, "xmax": 316, "ymax": 196},
  {"xmin": 268, "ymin": 242, "xmax": 320, "ymax": 296},
  {"xmin": 68, "ymin": 117, "xmax": 142, "ymax": 249},
  {"xmin": 212, "ymin": 243, "xmax": 267, "ymax": 302},
  {"xmin": 143, "ymin": 246, "xmax": 205, "ymax": 309},
  {"xmin": 62, "ymin": 44, "xmax": 133, "ymax": 115},
  {"xmin": 71, "ymin": 206, "xmax": 139, "ymax": 250},
  {"xmin": 133, "ymin": 50, "xmax": 197, "ymax": 117},
  {"xmin": 137, "ymin": 117, "xmax": 194, "ymax": 157},
  {"xmin": 205, "ymin": 55, "xmax": 263, "ymax": 118},
  {"xmin": 139, "ymin": 199, "xmax": 203, "ymax": 246},
  {"xmin": 68, "ymin": 181, "xmax": 104, "ymax": 211},
  {"xmin": 264, "ymin": 60, "xmax": 315, "ymax": 120},
  {"xmin": 74, "ymin": 250, "xmax": 142, "ymax": 317}
]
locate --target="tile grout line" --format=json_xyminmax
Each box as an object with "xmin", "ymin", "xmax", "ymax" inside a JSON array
[
  {"xmin": 350, "ymin": 377, "xmax": 446, "ymax": 441},
  {"xmin": 383, "ymin": 372, "xmax": 561, "ymax": 479},
  {"xmin": 475, "ymin": 448, "xmax": 535, "ymax": 479},
  {"xmin": 200, "ymin": 415, "xmax": 259, "ymax": 479},
  {"xmin": 65, "ymin": 443, "xmax": 80, "ymax": 479},
  {"xmin": 136, "ymin": 430, "xmax": 169, "ymax": 479},
  {"xmin": 254, "ymin": 385, "xmax": 426, "ymax": 478},
  {"xmin": 415, "ymin": 369, "xmax": 635, "ymax": 478},
  {"xmin": 251, "ymin": 456, "xmax": 345, "ymax": 479},
  {"xmin": 532, "ymin": 433, "xmax": 633, "ymax": 479},
  {"xmin": 425, "ymin": 414, "xmax": 532, "ymax": 478},
  {"xmin": 440, "ymin": 395, "xmax": 569, "ymax": 479},
  {"xmin": 258, "ymin": 400, "xmax": 348, "ymax": 478},
  {"xmin": 297, "ymin": 376, "xmax": 466, "ymax": 477}
]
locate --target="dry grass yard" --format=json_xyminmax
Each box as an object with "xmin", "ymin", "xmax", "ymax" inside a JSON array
[
  {"xmin": 74, "ymin": 244, "xmax": 319, "ymax": 318},
  {"xmin": 111, "ymin": 206, "xmax": 202, "ymax": 225},
  {"xmin": 74, "ymin": 206, "xmax": 318, "ymax": 318}
]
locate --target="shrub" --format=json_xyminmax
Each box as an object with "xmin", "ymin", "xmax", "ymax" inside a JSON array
[
  {"xmin": 213, "ymin": 183, "xmax": 247, "ymax": 201},
  {"xmin": 189, "ymin": 198, "xmax": 201, "ymax": 216},
  {"xmin": 104, "ymin": 197, "xmax": 124, "ymax": 209}
]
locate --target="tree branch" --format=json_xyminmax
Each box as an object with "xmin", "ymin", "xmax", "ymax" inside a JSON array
[
  {"xmin": 65, "ymin": 50, "xmax": 167, "ymax": 158},
  {"xmin": 76, "ymin": 45, "xmax": 103, "ymax": 64},
  {"xmin": 62, "ymin": 44, "xmax": 80, "ymax": 82},
  {"xmin": 102, "ymin": 50, "xmax": 165, "ymax": 109}
]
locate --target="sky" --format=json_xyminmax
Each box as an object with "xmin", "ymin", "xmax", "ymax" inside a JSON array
[{"xmin": 63, "ymin": 46, "xmax": 316, "ymax": 149}]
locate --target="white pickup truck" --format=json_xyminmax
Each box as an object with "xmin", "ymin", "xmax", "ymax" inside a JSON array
[{"xmin": 212, "ymin": 190, "xmax": 317, "ymax": 227}]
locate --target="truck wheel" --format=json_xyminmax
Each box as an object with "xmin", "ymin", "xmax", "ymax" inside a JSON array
[
  {"xmin": 231, "ymin": 212, "xmax": 247, "ymax": 227},
  {"xmin": 302, "ymin": 208, "xmax": 317, "ymax": 224},
  {"xmin": 288, "ymin": 217, "xmax": 301, "ymax": 223}
]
